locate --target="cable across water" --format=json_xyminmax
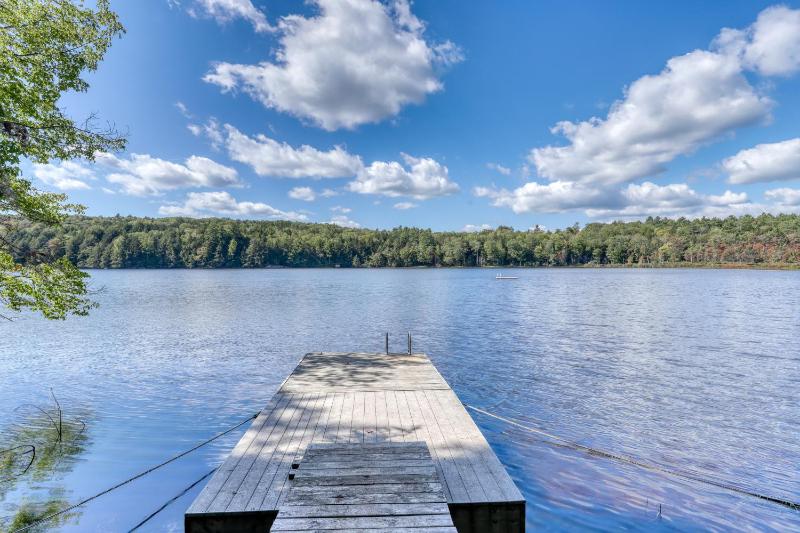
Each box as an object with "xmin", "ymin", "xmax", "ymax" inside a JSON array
[
  {"xmin": 7, "ymin": 399, "xmax": 797, "ymax": 532},
  {"xmin": 8, "ymin": 412, "xmax": 259, "ymax": 533},
  {"xmin": 465, "ymin": 403, "xmax": 799, "ymax": 512},
  {"xmin": 127, "ymin": 467, "xmax": 218, "ymax": 532}
]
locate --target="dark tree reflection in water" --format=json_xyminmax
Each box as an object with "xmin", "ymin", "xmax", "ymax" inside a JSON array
[{"xmin": 0, "ymin": 395, "xmax": 89, "ymax": 532}]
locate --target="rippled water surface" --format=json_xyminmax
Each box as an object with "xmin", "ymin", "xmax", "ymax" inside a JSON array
[{"xmin": 1, "ymin": 269, "xmax": 798, "ymax": 532}]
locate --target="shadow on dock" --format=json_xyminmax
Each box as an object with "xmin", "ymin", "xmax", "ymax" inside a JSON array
[{"xmin": 185, "ymin": 352, "xmax": 525, "ymax": 533}]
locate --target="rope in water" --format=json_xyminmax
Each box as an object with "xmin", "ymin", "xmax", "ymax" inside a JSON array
[
  {"xmin": 9, "ymin": 412, "xmax": 259, "ymax": 533},
  {"xmin": 464, "ymin": 403, "xmax": 799, "ymax": 512},
  {"xmin": 127, "ymin": 467, "xmax": 218, "ymax": 532}
]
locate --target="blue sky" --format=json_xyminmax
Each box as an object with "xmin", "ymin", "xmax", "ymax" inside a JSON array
[{"xmin": 30, "ymin": 0, "xmax": 800, "ymax": 230}]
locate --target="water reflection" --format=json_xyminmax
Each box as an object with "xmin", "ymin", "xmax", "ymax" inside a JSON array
[
  {"xmin": 0, "ymin": 268, "xmax": 798, "ymax": 531},
  {"xmin": 0, "ymin": 396, "xmax": 89, "ymax": 531}
]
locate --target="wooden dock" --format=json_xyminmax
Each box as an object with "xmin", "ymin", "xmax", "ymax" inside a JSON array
[
  {"xmin": 272, "ymin": 441, "xmax": 456, "ymax": 531},
  {"xmin": 185, "ymin": 352, "xmax": 525, "ymax": 532}
]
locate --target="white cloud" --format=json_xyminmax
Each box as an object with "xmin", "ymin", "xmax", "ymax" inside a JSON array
[
  {"xmin": 288, "ymin": 186, "xmax": 316, "ymax": 201},
  {"xmin": 159, "ymin": 191, "xmax": 307, "ymax": 220},
  {"xmin": 96, "ymin": 152, "xmax": 239, "ymax": 196},
  {"xmin": 671, "ymin": 202, "xmax": 771, "ymax": 219},
  {"xmin": 764, "ymin": 187, "xmax": 800, "ymax": 207},
  {"xmin": 723, "ymin": 138, "xmax": 800, "ymax": 184},
  {"xmin": 585, "ymin": 182, "xmax": 750, "ymax": 219},
  {"xmin": 190, "ymin": 0, "xmax": 272, "ymax": 33},
  {"xmin": 190, "ymin": 118, "xmax": 225, "ymax": 149},
  {"xmin": 32, "ymin": 160, "xmax": 94, "ymax": 190},
  {"xmin": 715, "ymin": 5, "xmax": 800, "ymax": 76},
  {"xmin": 223, "ymin": 125, "xmax": 363, "ymax": 178},
  {"xmin": 526, "ymin": 6, "xmax": 800, "ymax": 189},
  {"xmin": 707, "ymin": 190, "xmax": 749, "ymax": 205},
  {"xmin": 530, "ymin": 50, "xmax": 770, "ymax": 186},
  {"xmin": 486, "ymin": 163, "xmax": 511, "ymax": 176},
  {"xmin": 476, "ymin": 180, "xmax": 752, "ymax": 219},
  {"xmin": 622, "ymin": 182, "xmax": 703, "ymax": 209},
  {"xmin": 196, "ymin": 122, "xmax": 458, "ymax": 201},
  {"xmin": 474, "ymin": 6, "xmax": 800, "ymax": 220},
  {"xmin": 349, "ymin": 153, "xmax": 459, "ymax": 199},
  {"xmin": 461, "ymin": 224, "xmax": 493, "ymax": 233},
  {"xmin": 330, "ymin": 206, "xmax": 351, "ymax": 213},
  {"xmin": 204, "ymin": 0, "xmax": 461, "ymax": 130},
  {"xmin": 329, "ymin": 215, "xmax": 361, "ymax": 228},
  {"xmin": 175, "ymin": 101, "xmax": 193, "ymax": 118},
  {"xmin": 393, "ymin": 201, "xmax": 417, "ymax": 210},
  {"xmin": 474, "ymin": 181, "xmax": 619, "ymax": 214}
]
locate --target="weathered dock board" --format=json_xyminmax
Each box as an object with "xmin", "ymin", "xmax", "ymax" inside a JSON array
[
  {"xmin": 271, "ymin": 441, "xmax": 456, "ymax": 531},
  {"xmin": 185, "ymin": 352, "xmax": 525, "ymax": 532}
]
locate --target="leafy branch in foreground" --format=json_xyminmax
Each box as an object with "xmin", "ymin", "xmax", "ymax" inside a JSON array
[{"xmin": 0, "ymin": 0, "xmax": 125, "ymax": 319}]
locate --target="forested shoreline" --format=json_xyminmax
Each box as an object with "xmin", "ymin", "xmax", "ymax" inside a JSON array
[{"xmin": 4, "ymin": 214, "xmax": 800, "ymax": 268}]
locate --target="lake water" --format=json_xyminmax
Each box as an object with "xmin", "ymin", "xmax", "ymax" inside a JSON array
[{"xmin": 1, "ymin": 269, "xmax": 798, "ymax": 532}]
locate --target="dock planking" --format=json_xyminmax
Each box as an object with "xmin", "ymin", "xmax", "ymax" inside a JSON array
[
  {"xmin": 185, "ymin": 352, "xmax": 525, "ymax": 532},
  {"xmin": 271, "ymin": 441, "xmax": 456, "ymax": 531}
]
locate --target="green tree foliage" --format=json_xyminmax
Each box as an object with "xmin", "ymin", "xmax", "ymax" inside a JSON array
[
  {"xmin": 1, "ymin": 0, "xmax": 125, "ymax": 319},
  {"xmin": 5, "ymin": 214, "xmax": 800, "ymax": 269}
]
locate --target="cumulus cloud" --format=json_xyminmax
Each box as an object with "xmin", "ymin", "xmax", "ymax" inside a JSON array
[
  {"xmin": 330, "ymin": 205, "xmax": 351, "ymax": 213},
  {"xmin": 764, "ymin": 187, "xmax": 800, "ymax": 207},
  {"xmin": 530, "ymin": 50, "xmax": 770, "ymax": 186},
  {"xmin": 222, "ymin": 125, "xmax": 362, "ymax": 178},
  {"xmin": 96, "ymin": 152, "xmax": 239, "ymax": 196},
  {"xmin": 189, "ymin": 0, "xmax": 272, "ymax": 33},
  {"xmin": 715, "ymin": 5, "xmax": 800, "ymax": 76},
  {"xmin": 349, "ymin": 154, "xmax": 459, "ymax": 199},
  {"xmin": 288, "ymin": 186, "xmax": 316, "ymax": 201},
  {"xmin": 707, "ymin": 190, "xmax": 749, "ymax": 205},
  {"xmin": 622, "ymin": 182, "xmax": 703, "ymax": 210},
  {"xmin": 32, "ymin": 160, "xmax": 94, "ymax": 190},
  {"xmin": 474, "ymin": 6, "xmax": 800, "ymax": 220},
  {"xmin": 159, "ymin": 191, "xmax": 307, "ymax": 220},
  {"xmin": 194, "ymin": 122, "xmax": 458, "ymax": 200},
  {"xmin": 393, "ymin": 202, "xmax": 417, "ymax": 210},
  {"xmin": 329, "ymin": 215, "xmax": 361, "ymax": 228},
  {"xmin": 723, "ymin": 138, "xmax": 800, "ymax": 184},
  {"xmin": 529, "ymin": 6, "xmax": 800, "ymax": 187},
  {"xmin": 204, "ymin": 0, "xmax": 461, "ymax": 130},
  {"xmin": 585, "ymin": 182, "xmax": 750, "ymax": 218},
  {"xmin": 474, "ymin": 181, "xmax": 620, "ymax": 214},
  {"xmin": 476, "ymin": 180, "xmax": 752, "ymax": 219}
]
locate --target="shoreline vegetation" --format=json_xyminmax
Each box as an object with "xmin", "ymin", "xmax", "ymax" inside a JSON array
[
  {"xmin": 76, "ymin": 263, "xmax": 800, "ymax": 271},
  {"xmin": 4, "ymin": 214, "xmax": 800, "ymax": 270}
]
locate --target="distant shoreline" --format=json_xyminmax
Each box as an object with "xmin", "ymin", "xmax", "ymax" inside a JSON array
[
  {"xmin": 8, "ymin": 215, "xmax": 800, "ymax": 270},
  {"xmin": 79, "ymin": 263, "xmax": 800, "ymax": 271}
]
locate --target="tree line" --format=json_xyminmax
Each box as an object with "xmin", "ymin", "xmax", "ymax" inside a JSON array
[{"xmin": 3, "ymin": 213, "xmax": 800, "ymax": 269}]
